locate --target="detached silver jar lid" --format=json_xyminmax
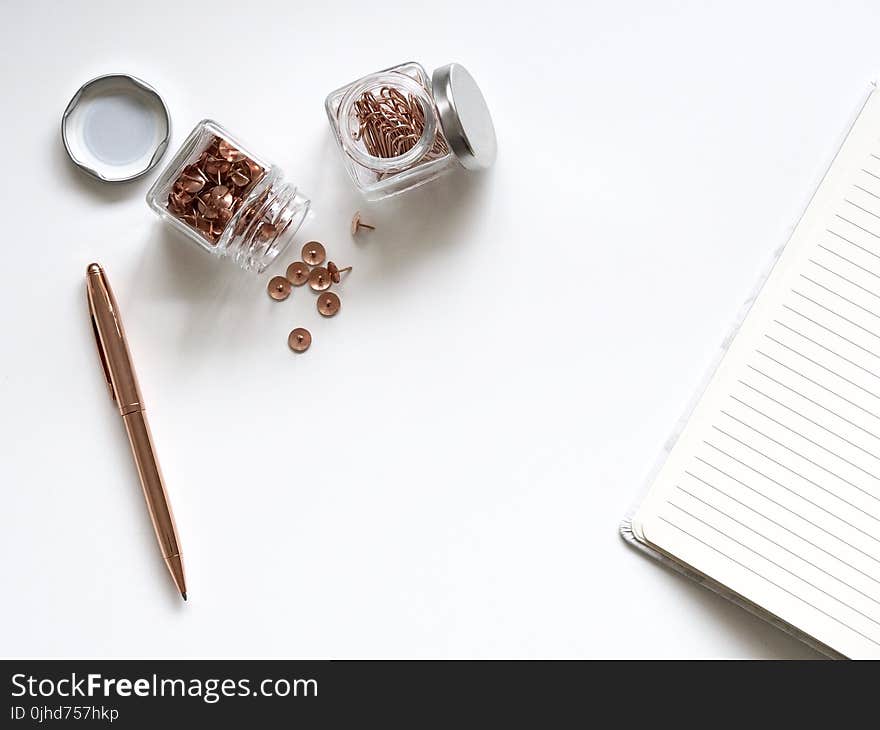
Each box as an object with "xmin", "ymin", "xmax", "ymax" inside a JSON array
[
  {"xmin": 431, "ymin": 63, "xmax": 497, "ymax": 171},
  {"xmin": 62, "ymin": 74, "xmax": 171, "ymax": 182}
]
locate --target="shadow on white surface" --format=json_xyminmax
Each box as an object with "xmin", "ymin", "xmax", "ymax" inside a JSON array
[
  {"xmin": 627, "ymin": 546, "xmax": 826, "ymax": 659},
  {"xmin": 356, "ymin": 168, "xmax": 494, "ymax": 263}
]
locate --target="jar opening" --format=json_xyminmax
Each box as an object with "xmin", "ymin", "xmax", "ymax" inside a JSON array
[
  {"xmin": 225, "ymin": 179, "xmax": 309, "ymax": 273},
  {"xmin": 337, "ymin": 73, "xmax": 447, "ymax": 174}
]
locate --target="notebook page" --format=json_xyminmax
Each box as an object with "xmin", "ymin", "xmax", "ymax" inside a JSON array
[{"xmin": 633, "ymin": 87, "xmax": 880, "ymax": 659}]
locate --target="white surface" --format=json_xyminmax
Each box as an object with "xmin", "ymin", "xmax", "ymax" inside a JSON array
[{"xmin": 3, "ymin": 0, "xmax": 879, "ymax": 659}]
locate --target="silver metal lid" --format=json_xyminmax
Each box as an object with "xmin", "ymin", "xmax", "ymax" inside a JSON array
[
  {"xmin": 62, "ymin": 74, "xmax": 170, "ymax": 183},
  {"xmin": 431, "ymin": 63, "xmax": 496, "ymax": 171}
]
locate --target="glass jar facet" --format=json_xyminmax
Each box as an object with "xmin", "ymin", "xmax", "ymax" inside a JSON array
[{"xmin": 146, "ymin": 120, "xmax": 309, "ymax": 273}]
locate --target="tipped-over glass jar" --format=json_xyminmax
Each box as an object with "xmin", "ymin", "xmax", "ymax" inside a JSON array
[
  {"xmin": 146, "ymin": 120, "xmax": 310, "ymax": 273},
  {"xmin": 325, "ymin": 62, "xmax": 497, "ymax": 201}
]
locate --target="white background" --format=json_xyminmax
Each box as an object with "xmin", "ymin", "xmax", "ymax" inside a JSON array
[{"xmin": 4, "ymin": 0, "xmax": 879, "ymax": 659}]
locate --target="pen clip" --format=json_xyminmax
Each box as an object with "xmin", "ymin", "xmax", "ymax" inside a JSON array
[{"xmin": 89, "ymin": 301, "xmax": 116, "ymax": 404}]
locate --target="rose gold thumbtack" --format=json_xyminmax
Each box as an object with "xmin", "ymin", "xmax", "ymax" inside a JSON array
[
  {"xmin": 218, "ymin": 139, "xmax": 247, "ymax": 163},
  {"xmin": 308, "ymin": 266, "xmax": 332, "ymax": 292},
  {"xmin": 351, "ymin": 211, "xmax": 375, "ymax": 236},
  {"xmin": 326, "ymin": 261, "xmax": 352, "ymax": 284},
  {"xmin": 288, "ymin": 327, "xmax": 312, "ymax": 352},
  {"xmin": 178, "ymin": 166, "xmax": 207, "ymax": 193},
  {"xmin": 286, "ymin": 260, "xmax": 310, "ymax": 286},
  {"xmin": 317, "ymin": 291, "xmax": 341, "ymax": 317},
  {"xmin": 267, "ymin": 276, "xmax": 291, "ymax": 301},
  {"xmin": 256, "ymin": 222, "xmax": 277, "ymax": 242},
  {"xmin": 301, "ymin": 241, "xmax": 326, "ymax": 266},
  {"xmin": 228, "ymin": 167, "xmax": 250, "ymax": 188},
  {"xmin": 198, "ymin": 185, "xmax": 234, "ymax": 220}
]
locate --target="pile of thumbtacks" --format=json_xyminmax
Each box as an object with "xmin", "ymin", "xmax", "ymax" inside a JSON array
[{"xmin": 266, "ymin": 210, "xmax": 375, "ymax": 353}]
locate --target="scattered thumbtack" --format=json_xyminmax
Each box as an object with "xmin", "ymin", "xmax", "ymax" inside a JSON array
[
  {"xmin": 351, "ymin": 211, "xmax": 375, "ymax": 236},
  {"xmin": 288, "ymin": 327, "xmax": 312, "ymax": 352},
  {"xmin": 267, "ymin": 276, "xmax": 291, "ymax": 301},
  {"xmin": 308, "ymin": 267, "xmax": 332, "ymax": 292},
  {"xmin": 327, "ymin": 261, "xmax": 352, "ymax": 284},
  {"xmin": 317, "ymin": 291, "xmax": 341, "ymax": 317},
  {"xmin": 286, "ymin": 260, "xmax": 310, "ymax": 286},
  {"xmin": 302, "ymin": 241, "xmax": 326, "ymax": 266}
]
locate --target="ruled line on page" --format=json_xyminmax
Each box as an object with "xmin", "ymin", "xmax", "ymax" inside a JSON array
[
  {"xmin": 854, "ymin": 184, "xmax": 880, "ymax": 202},
  {"xmin": 656, "ymin": 516, "xmax": 880, "ymax": 648},
  {"xmin": 663, "ymin": 501, "xmax": 880, "ymax": 627},
  {"xmin": 717, "ymin": 411, "xmax": 880, "ymax": 506},
  {"xmin": 664, "ymin": 503, "xmax": 880, "ymax": 645},
  {"xmin": 770, "ymin": 321, "xmax": 880, "ymax": 381},
  {"xmin": 806, "ymin": 260, "xmax": 880, "ymax": 303},
  {"xmin": 761, "ymin": 337, "xmax": 880, "ymax": 400},
  {"xmin": 789, "ymin": 290, "xmax": 880, "ymax": 342},
  {"xmin": 781, "ymin": 305, "xmax": 880, "ymax": 360},
  {"xmin": 815, "ymin": 245, "xmax": 880, "ymax": 283},
  {"xmin": 836, "ymin": 214, "xmax": 880, "ymax": 240},
  {"xmin": 753, "ymin": 352, "xmax": 880, "ymax": 421},
  {"xmin": 700, "ymin": 442, "xmax": 880, "ymax": 549},
  {"xmin": 845, "ymin": 199, "xmax": 880, "ymax": 222},
  {"xmin": 672, "ymin": 484, "xmax": 880, "ymax": 607},
  {"xmin": 799, "ymin": 275, "xmax": 880, "ymax": 320},
  {"xmin": 710, "ymin": 425, "xmax": 880, "ymax": 521},
  {"xmin": 727, "ymin": 394, "xmax": 880, "ymax": 470},
  {"xmin": 826, "ymin": 229, "xmax": 880, "ymax": 263},
  {"xmin": 745, "ymin": 366, "xmax": 880, "ymax": 443},
  {"xmin": 737, "ymin": 379, "xmax": 880, "ymax": 459},
  {"xmin": 689, "ymin": 460, "xmax": 880, "ymax": 570}
]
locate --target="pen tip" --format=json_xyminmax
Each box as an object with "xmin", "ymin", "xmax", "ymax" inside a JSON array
[
  {"xmin": 181, "ymin": 591, "xmax": 187, "ymax": 601},
  {"xmin": 86, "ymin": 263, "xmax": 103, "ymax": 276}
]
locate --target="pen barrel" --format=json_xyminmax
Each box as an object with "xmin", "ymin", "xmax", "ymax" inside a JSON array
[{"xmin": 122, "ymin": 410, "xmax": 182, "ymax": 560}]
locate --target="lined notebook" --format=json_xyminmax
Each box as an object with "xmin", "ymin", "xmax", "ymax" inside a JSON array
[{"xmin": 629, "ymin": 87, "xmax": 880, "ymax": 659}]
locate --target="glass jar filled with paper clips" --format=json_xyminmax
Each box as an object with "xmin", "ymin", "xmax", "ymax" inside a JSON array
[{"xmin": 325, "ymin": 62, "xmax": 497, "ymax": 201}]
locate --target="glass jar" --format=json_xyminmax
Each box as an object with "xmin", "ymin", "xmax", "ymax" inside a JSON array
[
  {"xmin": 146, "ymin": 120, "xmax": 310, "ymax": 273},
  {"xmin": 325, "ymin": 62, "xmax": 497, "ymax": 201}
]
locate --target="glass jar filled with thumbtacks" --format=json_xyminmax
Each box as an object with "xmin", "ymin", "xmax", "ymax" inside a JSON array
[{"xmin": 147, "ymin": 120, "xmax": 310, "ymax": 273}]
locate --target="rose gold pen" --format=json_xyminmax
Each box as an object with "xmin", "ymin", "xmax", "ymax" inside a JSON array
[{"xmin": 86, "ymin": 263, "xmax": 187, "ymax": 601}]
